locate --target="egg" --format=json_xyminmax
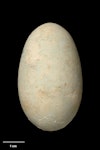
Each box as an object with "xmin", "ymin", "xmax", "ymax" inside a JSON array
[{"xmin": 18, "ymin": 22, "xmax": 83, "ymax": 131}]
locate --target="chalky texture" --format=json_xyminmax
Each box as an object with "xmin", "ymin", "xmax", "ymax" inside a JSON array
[{"xmin": 18, "ymin": 23, "xmax": 83, "ymax": 131}]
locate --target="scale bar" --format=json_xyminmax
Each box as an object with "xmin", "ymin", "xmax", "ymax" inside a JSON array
[{"xmin": 3, "ymin": 141, "xmax": 25, "ymax": 143}]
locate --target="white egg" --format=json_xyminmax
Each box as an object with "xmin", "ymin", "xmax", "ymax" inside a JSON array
[{"xmin": 18, "ymin": 22, "xmax": 83, "ymax": 131}]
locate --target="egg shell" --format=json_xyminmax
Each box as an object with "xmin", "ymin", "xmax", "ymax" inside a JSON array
[{"xmin": 18, "ymin": 22, "xmax": 83, "ymax": 131}]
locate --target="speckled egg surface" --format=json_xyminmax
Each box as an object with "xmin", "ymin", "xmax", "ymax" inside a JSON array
[{"xmin": 18, "ymin": 22, "xmax": 83, "ymax": 131}]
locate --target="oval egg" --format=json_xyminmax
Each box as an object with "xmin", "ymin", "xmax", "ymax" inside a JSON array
[{"xmin": 18, "ymin": 22, "xmax": 83, "ymax": 131}]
